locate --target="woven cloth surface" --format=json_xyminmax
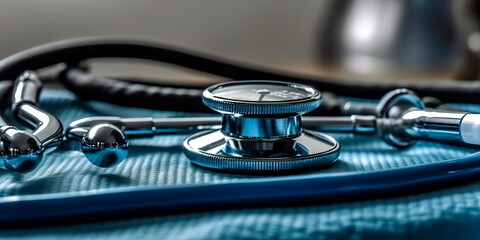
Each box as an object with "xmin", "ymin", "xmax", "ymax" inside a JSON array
[{"xmin": 0, "ymin": 90, "xmax": 479, "ymax": 240}]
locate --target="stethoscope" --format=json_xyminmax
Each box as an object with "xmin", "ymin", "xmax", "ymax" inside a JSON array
[
  {"xmin": 66, "ymin": 81, "xmax": 480, "ymax": 173},
  {"xmin": 1, "ymin": 38, "xmax": 480, "ymax": 226},
  {"xmin": 9, "ymin": 72, "xmax": 480, "ymax": 173}
]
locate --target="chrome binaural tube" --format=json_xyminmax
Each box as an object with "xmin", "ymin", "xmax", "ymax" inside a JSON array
[
  {"xmin": 16, "ymin": 104, "xmax": 64, "ymax": 147},
  {"xmin": 66, "ymin": 115, "xmax": 378, "ymax": 140},
  {"xmin": 12, "ymin": 71, "xmax": 64, "ymax": 147},
  {"xmin": 66, "ymin": 110, "xmax": 480, "ymax": 148},
  {"xmin": 67, "ymin": 116, "xmax": 222, "ymax": 140},
  {"xmin": 0, "ymin": 71, "xmax": 65, "ymax": 172},
  {"xmin": 304, "ymin": 115, "xmax": 376, "ymax": 133}
]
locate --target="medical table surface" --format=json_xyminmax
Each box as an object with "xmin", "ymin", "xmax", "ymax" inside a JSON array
[{"xmin": 0, "ymin": 90, "xmax": 479, "ymax": 240}]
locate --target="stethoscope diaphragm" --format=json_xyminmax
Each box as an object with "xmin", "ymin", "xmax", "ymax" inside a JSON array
[{"xmin": 183, "ymin": 80, "xmax": 341, "ymax": 173}]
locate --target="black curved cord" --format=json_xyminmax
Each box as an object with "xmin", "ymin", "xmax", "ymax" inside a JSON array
[
  {"xmin": 0, "ymin": 37, "xmax": 479, "ymax": 112},
  {"xmin": 59, "ymin": 67, "xmax": 211, "ymax": 113},
  {"xmin": 58, "ymin": 67, "xmax": 346, "ymax": 115},
  {"xmin": 0, "ymin": 81, "xmax": 12, "ymax": 125}
]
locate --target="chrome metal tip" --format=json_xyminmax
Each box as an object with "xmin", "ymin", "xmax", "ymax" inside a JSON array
[
  {"xmin": 81, "ymin": 124, "xmax": 128, "ymax": 167},
  {"xmin": 1, "ymin": 129, "xmax": 43, "ymax": 173}
]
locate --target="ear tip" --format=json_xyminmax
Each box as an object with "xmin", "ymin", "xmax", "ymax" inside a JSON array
[
  {"xmin": 80, "ymin": 124, "xmax": 129, "ymax": 167},
  {"xmin": 81, "ymin": 124, "xmax": 128, "ymax": 148},
  {"xmin": 0, "ymin": 129, "xmax": 44, "ymax": 173}
]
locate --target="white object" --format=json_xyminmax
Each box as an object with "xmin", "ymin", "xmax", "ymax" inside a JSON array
[{"xmin": 460, "ymin": 114, "xmax": 480, "ymax": 145}]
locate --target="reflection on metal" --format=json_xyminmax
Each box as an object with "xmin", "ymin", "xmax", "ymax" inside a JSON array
[{"xmin": 317, "ymin": 0, "xmax": 477, "ymax": 79}]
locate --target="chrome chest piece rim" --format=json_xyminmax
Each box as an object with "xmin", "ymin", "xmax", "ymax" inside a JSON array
[{"xmin": 183, "ymin": 80, "xmax": 340, "ymax": 174}]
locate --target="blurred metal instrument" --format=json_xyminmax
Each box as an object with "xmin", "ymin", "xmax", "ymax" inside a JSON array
[{"xmin": 317, "ymin": 0, "xmax": 480, "ymax": 79}]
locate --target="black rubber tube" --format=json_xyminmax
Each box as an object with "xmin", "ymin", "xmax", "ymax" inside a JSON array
[
  {"xmin": 59, "ymin": 67, "xmax": 210, "ymax": 113},
  {"xmin": 58, "ymin": 67, "xmax": 346, "ymax": 115},
  {"xmin": 0, "ymin": 37, "xmax": 479, "ymax": 109}
]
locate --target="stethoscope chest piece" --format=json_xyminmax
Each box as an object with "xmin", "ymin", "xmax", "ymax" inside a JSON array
[{"xmin": 183, "ymin": 80, "xmax": 340, "ymax": 173}]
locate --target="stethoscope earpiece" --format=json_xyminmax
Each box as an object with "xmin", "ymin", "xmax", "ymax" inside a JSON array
[
  {"xmin": 0, "ymin": 127, "xmax": 43, "ymax": 173},
  {"xmin": 80, "ymin": 123, "xmax": 128, "ymax": 168},
  {"xmin": 0, "ymin": 70, "xmax": 64, "ymax": 173}
]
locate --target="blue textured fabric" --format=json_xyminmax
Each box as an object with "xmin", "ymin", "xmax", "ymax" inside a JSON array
[{"xmin": 1, "ymin": 90, "xmax": 480, "ymax": 239}]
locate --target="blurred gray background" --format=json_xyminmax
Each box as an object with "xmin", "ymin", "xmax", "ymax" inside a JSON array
[
  {"xmin": 0, "ymin": 0, "xmax": 331, "ymax": 84},
  {"xmin": 0, "ymin": 0, "xmax": 477, "ymax": 84}
]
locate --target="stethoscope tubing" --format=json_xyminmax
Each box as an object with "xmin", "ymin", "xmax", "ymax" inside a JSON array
[
  {"xmin": 1, "ymin": 150, "xmax": 479, "ymax": 227},
  {"xmin": 2, "ymin": 37, "xmax": 480, "ymax": 105}
]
